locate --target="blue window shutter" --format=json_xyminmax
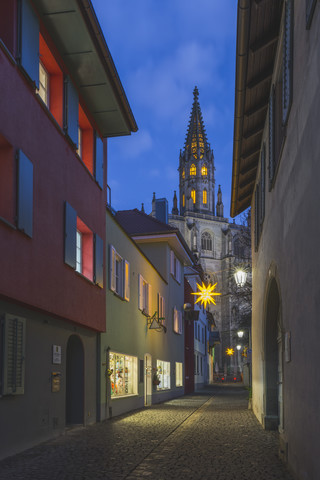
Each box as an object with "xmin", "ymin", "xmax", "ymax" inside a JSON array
[
  {"xmin": 94, "ymin": 234, "xmax": 104, "ymax": 288},
  {"xmin": 64, "ymin": 202, "xmax": 77, "ymax": 269},
  {"xmin": 19, "ymin": 0, "xmax": 39, "ymax": 88},
  {"xmin": 64, "ymin": 76, "xmax": 78, "ymax": 147},
  {"xmin": 17, "ymin": 150, "xmax": 33, "ymax": 238},
  {"xmin": 95, "ymin": 135, "xmax": 104, "ymax": 189}
]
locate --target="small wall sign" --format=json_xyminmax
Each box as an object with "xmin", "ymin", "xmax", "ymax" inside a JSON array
[
  {"xmin": 51, "ymin": 372, "xmax": 61, "ymax": 392},
  {"xmin": 52, "ymin": 345, "xmax": 62, "ymax": 365}
]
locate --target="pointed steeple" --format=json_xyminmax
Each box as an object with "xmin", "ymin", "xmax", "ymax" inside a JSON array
[
  {"xmin": 179, "ymin": 87, "xmax": 215, "ymax": 217},
  {"xmin": 172, "ymin": 191, "xmax": 179, "ymax": 215},
  {"xmin": 216, "ymin": 185, "xmax": 224, "ymax": 218},
  {"xmin": 184, "ymin": 86, "xmax": 209, "ymax": 160}
]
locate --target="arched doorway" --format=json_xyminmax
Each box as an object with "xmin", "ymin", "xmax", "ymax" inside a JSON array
[
  {"xmin": 66, "ymin": 335, "xmax": 84, "ymax": 425},
  {"xmin": 264, "ymin": 278, "xmax": 282, "ymax": 430}
]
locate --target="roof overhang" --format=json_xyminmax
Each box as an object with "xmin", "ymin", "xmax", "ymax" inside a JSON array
[
  {"xmin": 33, "ymin": 0, "xmax": 137, "ymax": 137},
  {"xmin": 230, "ymin": 0, "xmax": 283, "ymax": 217},
  {"xmin": 132, "ymin": 233, "xmax": 194, "ymax": 267}
]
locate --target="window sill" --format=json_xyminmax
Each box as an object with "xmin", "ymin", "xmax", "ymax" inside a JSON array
[
  {"xmin": 110, "ymin": 394, "xmax": 138, "ymax": 400},
  {"xmin": 74, "ymin": 269, "xmax": 95, "ymax": 286}
]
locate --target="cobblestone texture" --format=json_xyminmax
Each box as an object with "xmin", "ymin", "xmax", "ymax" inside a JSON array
[{"xmin": 0, "ymin": 385, "xmax": 294, "ymax": 480}]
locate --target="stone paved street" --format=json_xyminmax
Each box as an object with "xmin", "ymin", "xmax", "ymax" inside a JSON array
[{"xmin": 0, "ymin": 385, "xmax": 294, "ymax": 480}]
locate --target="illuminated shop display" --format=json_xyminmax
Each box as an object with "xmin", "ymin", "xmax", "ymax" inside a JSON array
[
  {"xmin": 156, "ymin": 360, "xmax": 170, "ymax": 390},
  {"xmin": 109, "ymin": 352, "xmax": 138, "ymax": 397}
]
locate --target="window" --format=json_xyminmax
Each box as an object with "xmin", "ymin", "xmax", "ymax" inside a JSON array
[
  {"xmin": 198, "ymin": 324, "xmax": 200, "ymax": 340},
  {"xmin": 77, "ymin": 127, "xmax": 82, "ymax": 159},
  {"xmin": 38, "ymin": 62, "xmax": 49, "ymax": 106},
  {"xmin": 202, "ymin": 328, "xmax": 204, "ymax": 344},
  {"xmin": 201, "ymin": 164, "xmax": 207, "ymax": 176},
  {"xmin": 170, "ymin": 250, "xmax": 181, "ymax": 283},
  {"xmin": 173, "ymin": 307, "xmax": 182, "ymax": 334},
  {"xmin": 109, "ymin": 352, "xmax": 137, "ymax": 397},
  {"xmin": 38, "ymin": 34, "xmax": 64, "ymax": 127},
  {"xmin": 306, "ymin": 0, "xmax": 317, "ymax": 29},
  {"xmin": 138, "ymin": 274, "xmax": 152, "ymax": 315},
  {"xmin": 196, "ymin": 355, "xmax": 199, "ymax": 375},
  {"xmin": 76, "ymin": 230, "xmax": 82, "ymax": 273},
  {"xmin": 201, "ymin": 356, "xmax": 203, "ymax": 375},
  {"xmin": 157, "ymin": 360, "xmax": 170, "ymax": 390},
  {"xmin": 175, "ymin": 362, "xmax": 183, "ymax": 387},
  {"xmin": 255, "ymin": 144, "xmax": 266, "ymax": 250},
  {"xmin": 64, "ymin": 202, "xmax": 103, "ymax": 287},
  {"xmin": 283, "ymin": 0, "xmax": 293, "ymax": 125},
  {"xmin": 158, "ymin": 293, "xmax": 165, "ymax": 324},
  {"xmin": 1, "ymin": 314, "xmax": 26, "ymax": 395},
  {"xmin": 182, "ymin": 169, "xmax": 185, "ymax": 179},
  {"xmin": 190, "ymin": 164, "xmax": 196, "ymax": 176},
  {"xmin": 182, "ymin": 194, "xmax": 185, "ymax": 207},
  {"xmin": 109, "ymin": 245, "xmax": 130, "ymax": 301},
  {"xmin": 201, "ymin": 232, "xmax": 212, "ymax": 252},
  {"xmin": 203, "ymin": 189, "xmax": 207, "ymax": 205},
  {"xmin": 191, "ymin": 189, "xmax": 196, "ymax": 204}
]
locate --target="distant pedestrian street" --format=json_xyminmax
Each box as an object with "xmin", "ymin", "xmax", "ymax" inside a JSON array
[{"xmin": 0, "ymin": 385, "xmax": 293, "ymax": 480}]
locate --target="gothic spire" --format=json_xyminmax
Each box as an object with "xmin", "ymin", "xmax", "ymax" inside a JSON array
[{"xmin": 184, "ymin": 86, "xmax": 209, "ymax": 160}]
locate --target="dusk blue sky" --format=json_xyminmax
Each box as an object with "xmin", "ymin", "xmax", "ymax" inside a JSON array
[{"xmin": 92, "ymin": 1, "xmax": 238, "ymax": 220}]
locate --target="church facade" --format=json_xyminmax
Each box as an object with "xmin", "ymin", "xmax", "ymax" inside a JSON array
[{"xmin": 167, "ymin": 87, "xmax": 249, "ymax": 376}]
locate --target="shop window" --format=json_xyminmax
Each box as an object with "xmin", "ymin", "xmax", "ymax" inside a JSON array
[
  {"xmin": 190, "ymin": 164, "xmax": 196, "ymax": 176},
  {"xmin": 64, "ymin": 202, "xmax": 103, "ymax": 287},
  {"xmin": 109, "ymin": 352, "xmax": 138, "ymax": 398},
  {"xmin": 157, "ymin": 360, "xmax": 170, "ymax": 390},
  {"xmin": 173, "ymin": 307, "xmax": 182, "ymax": 334},
  {"xmin": 175, "ymin": 362, "xmax": 183, "ymax": 387},
  {"xmin": 1, "ymin": 314, "xmax": 26, "ymax": 395},
  {"xmin": 38, "ymin": 34, "xmax": 63, "ymax": 127},
  {"xmin": 170, "ymin": 250, "xmax": 181, "ymax": 283},
  {"xmin": 158, "ymin": 293, "xmax": 165, "ymax": 324},
  {"xmin": 109, "ymin": 245, "xmax": 130, "ymax": 301},
  {"xmin": 138, "ymin": 274, "xmax": 152, "ymax": 315},
  {"xmin": 191, "ymin": 189, "xmax": 196, "ymax": 204}
]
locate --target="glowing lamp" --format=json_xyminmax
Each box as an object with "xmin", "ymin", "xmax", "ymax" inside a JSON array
[
  {"xmin": 234, "ymin": 269, "xmax": 247, "ymax": 288},
  {"xmin": 237, "ymin": 330, "xmax": 244, "ymax": 338},
  {"xmin": 191, "ymin": 282, "xmax": 221, "ymax": 309},
  {"xmin": 226, "ymin": 348, "xmax": 234, "ymax": 356},
  {"xmin": 236, "ymin": 345, "xmax": 242, "ymax": 351}
]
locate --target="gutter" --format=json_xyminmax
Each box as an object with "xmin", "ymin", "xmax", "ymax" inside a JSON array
[{"xmin": 230, "ymin": 0, "xmax": 251, "ymax": 218}]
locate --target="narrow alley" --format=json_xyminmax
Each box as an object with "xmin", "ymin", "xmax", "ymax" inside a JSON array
[{"xmin": 0, "ymin": 385, "xmax": 293, "ymax": 480}]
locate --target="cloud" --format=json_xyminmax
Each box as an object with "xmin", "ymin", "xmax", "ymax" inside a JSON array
[{"xmin": 109, "ymin": 129, "xmax": 153, "ymax": 161}]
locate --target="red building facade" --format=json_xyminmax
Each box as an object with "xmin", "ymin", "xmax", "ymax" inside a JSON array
[{"xmin": 0, "ymin": 0, "xmax": 136, "ymax": 459}]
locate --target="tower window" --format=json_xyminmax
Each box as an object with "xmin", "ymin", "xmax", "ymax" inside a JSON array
[
  {"xmin": 203, "ymin": 189, "xmax": 207, "ymax": 205},
  {"xmin": 190, "ymin": 164, "xmax": 196, "ymax": 176},
  {"xmin": 182, "ymin": 169, "xmax": 185, "ymax": 179},
  {"xmin": 191, "ymin": 189, "xmax": 196, "ymax": 204},
  {"xmin": 201, "ymin": 164, "xmax": 207, "ymax": 176},
  {"xmin": 201, "ymin": 232, "xmax": 212, "ymax": 252},
  {"xmin": 182, "ymin": 194, "xmax": 185, "ymax": 207}
]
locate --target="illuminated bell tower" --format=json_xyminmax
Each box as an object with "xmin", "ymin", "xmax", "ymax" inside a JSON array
[{"xmin": 179, "ymin": 86, "xmax": 215, "ymax": 216}]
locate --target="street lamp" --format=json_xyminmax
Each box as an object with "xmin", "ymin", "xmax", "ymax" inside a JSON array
[
  {"xmin": 234, "ymin": 269, "xmax": 247, "ymax": 288},
  {"xmin": 237, "ymin": 330, "xmax": 244, "ymax": 338}
]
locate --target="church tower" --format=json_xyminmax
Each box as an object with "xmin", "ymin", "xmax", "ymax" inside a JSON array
[{"xmin": 178, "ymin": 86, "xmax": 215, "ymax": 217}]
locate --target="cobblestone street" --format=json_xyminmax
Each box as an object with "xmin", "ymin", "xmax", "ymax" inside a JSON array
[{"xmin": 0, "ymin": 385, "xmax": 293, "ymax": 480}]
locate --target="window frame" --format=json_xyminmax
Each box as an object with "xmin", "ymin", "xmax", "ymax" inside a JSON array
[
  {"xmin": 173, "ymin": 307, "xmax": 183, "ymax": 334},
  {"xmin": 190, "ymin": 163, "xmax": 196, "ymax": 176},
  {"xmin": 138, "ymin": 274, "xmax": 152, "ymax": 315}
]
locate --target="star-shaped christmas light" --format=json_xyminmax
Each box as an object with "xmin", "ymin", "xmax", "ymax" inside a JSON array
[
  {"xmin": 191, "ymin": 282, "xmax": 221, "ymax": 309},
  {"xmin": 226, "ymin": 348, "xmax": 235, "ymax": 356}
]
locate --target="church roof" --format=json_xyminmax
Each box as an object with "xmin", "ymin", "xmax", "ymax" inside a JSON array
[{"xmin": 184, "ymin": 86, "xmax": 210, "ymax": 159}]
